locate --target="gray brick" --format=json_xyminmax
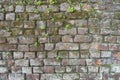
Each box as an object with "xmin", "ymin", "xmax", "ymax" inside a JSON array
[
  {"xmin": 9, "ymin": 74, "xmax": 24, "ymax": 80},
  {"xmin": 15, "ymin": 5, "xmax": 24, "ymax": 12},
  {"xmin": 6, "ymin": 13, "xmax": 15, "ymax": 20}
]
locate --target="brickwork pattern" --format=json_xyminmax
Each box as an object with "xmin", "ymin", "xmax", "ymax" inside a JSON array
[{"xmin": 0, "ymin": 0, "xmax": 120, "ymax": 80}]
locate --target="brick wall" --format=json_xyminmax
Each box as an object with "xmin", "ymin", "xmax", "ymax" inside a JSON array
[{"xmin": 0, "ymin": 0, "xmax": 120, "ymax": 80}]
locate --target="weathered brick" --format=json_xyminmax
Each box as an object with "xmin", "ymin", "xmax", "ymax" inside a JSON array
[
  {"xmin": 43, "ymin": 66, "xmax": 54, "ymax": 73},
  {"xmin": 0, "ymin": 38, "xmax": 6, "ymax": 43},
  {"xmin": 45, "ymin": 43, "xmax": 54, "ymax": 50},
  {"xmin": 44, "ymin": 59, "xmax": 60, "ymax": 65},
  {"xmin": 109, "ymin": 44, "xmax": 119, "ymax": 50},
  {"xmin": 13, "ymin": 52, "xmax": 23, "ymax": 59},
  {"xmin": 24, "ymin": 21, "xmax": 35, "ymax": 28},
  {"xmin": 69, "ymin": 51, "xmax": 79, "ymax": 58},
  {"xmin": 26, "ymin": 6, "xmax": 35, "ymax": 12},
  {"xmin": 60, "ymin": 2, "xmax": 69, "ymax": 11},
  {"xmin": 38, "ymin": 37, "xmax": 48, "ymax": 43},
  {"xmin": 0, "ymin": 30, "xmax": 11, "ymax": 37},
  {"xmin": 66, "ymin": 66, "xmax": 76, "ymax": 72},
  {"xmin": 74, "ymin": 35, "xmax": 93, "ymax": 42},
  {"xmin": 37, "ymin": 5, "xmax": 47, "ymax": 12},
  {"xmin": 80, "ymin": 43, "xmax": 90, "ymax": 50},
  {"xmin": 49, "ymin": 5, "xmax": 59, "ymax": 12},
  {"xmin": 76, "ymin": 66, "xmax": 87, "ymax": 73},
  {"xmin": 58, "ymin": 51, "xmax": 69, "ymax": 58},
  {"xmin": 29, "ymin": 13, "xmax": 40, "ymax": 20},
  {"xmin": 9, "ymin": 74, "xmax": 24, "ymax": 80},
  {"xmin": 55, "ymin": 66, "xmax": 65, "ymax": 73},
  {"xmin": 18, "ymin": 45, "xmax": 29, "ymax": 51},
  {"xmin": 98, "ymin": 43, "xmax": 109, "ymax": 50},
  {"xmin": 30, "ymin": 59, "xmax": 43, "ymax": 66},
  {"xmin": 29, "ymin": 44, "xmax": 44, "ymax": 51},
  {"xmin": 88, "ymin": 66, "xmax": 99, "ymax": 72},
  {"xmin": 25, "ymin": 52, "xmax": 35, "ymax": 59},
  {"xmin": 0, "ymin": 13, "xmax": 4, "ymax": 20},
  {"xmin": 56, "ymin": 43, "xmax": 79, "ymax": 50},
  {"xmin": 0, "ymin": 67, "xmax": 8, "ymax": 73},
  {"xmin": 63, "ymin": 73, "xmax": 79, "ymax": 80},
  {"xmin": 62, "ymin": 35, "xmax": 73, "ymax": 42},
  {"xmin": 47, "ymin": 51, "xmax": 57, "ymax": 58},
  {"xmin": 86, "ymin": 59, "xmax": 95, "ymax": 66},
  {"xmin": 111, "ymin": 65, "xmax": 120, "ymax": 73},
  {"xmin": 0, "ymin": 60, "xmax": 6, "ymax": 66},
  {"xmin": 105, "ymin": 36, "xmax": 117, "ymax": 43},
  {"xmin": 41, "ymin": 74, "xmax": 62, "ymax": 80},
  {"xmin": 0, "ymin": 74, "xmax": 8, "ymax": 80},
  {"xmin": 15, "ymin": 5, "xmax": 24, "ymax": 12},
  {"xmin": 100, "ymin": 66, "xmax": 110, "ymax": 73},
  {"xmin": 11, "ymin": 66, "xmax": 22, "ymax": 73},
  {"xmin": 37, "ymin": 52, "xmax": 46, "ymax": 58},
  {"xmin": 26, "ymin": 74, "xmax": 40, "ymax": 80},
  {"xmin": 22, "ymin": 67, "xmax": 32, "ymax": 74},
  {"xmin": 15, "ymin": 59, "xmax": 29, "ymax": 66},
  {"xmin": 4, "ymin": 5, "xmax": 14, "ymax": 12},
  {"xmin": 6, "ymin": 13, "xmax": 15, "ymax": 20},
  {"xmin": 101, "ymin": 51, "xmax": 112, "ymax": 58},
  {"xmin": 33, "ymin": 67, "xmax": 43, "ymax": 73},
  {"xmin": 36, "ymin": 21, "xmax": 46, "ymax": 27},
  {"xmin": 2, "ymin": 52, "xmax": 12, "ymax": 59},
  {"xmin": 62, "ymin": 59, "xmax": 85, "ymax": 66},
  {"xmin": 78, "ymin": 28, "xmax": 88, "ymax": 34},
  {"xmin": 59, "ymin": 28, "xmax": 77, "ymax": 35},
  {"xmin": 7, "ymin": 37, "xmax": 18, "ymax": 44}
]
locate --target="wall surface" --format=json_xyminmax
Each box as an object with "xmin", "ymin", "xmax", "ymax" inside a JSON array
[{"xmin": 0, "ymin": 0, "xmax": 120, "ymax": 80}]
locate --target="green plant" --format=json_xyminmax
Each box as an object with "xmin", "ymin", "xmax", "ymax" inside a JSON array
[
  {"xmin": 65, "ymin": 24, "xmax": 72, "ymax": 29},
  {"xmin": 55, "ymin": 55, "xmax": 61, "ymax": 60},
  {"xmin": 50, "ymin": 0, "xmax": 56, "ymax": 4},
  {"xmin": 67, "ymin": 6, "xmax": 75, "ymax": 13},
  {"xmin": 1, "ymin": 8, "xmax": 5, "ymax": 13},
  {"xmin": 34, "ymin": 9, "xmax": 39, "ymax": 14},
  {"xmin": 34, "ymin": 42, "xmax": 39, "ymax": 47},
  {"xmin": 46, "ymin": 8, "xmax": 51, "ymax": 13},
  {"xmin": 39, "ymin": 26, "xmax": 46, "ymax": 30},
  {"xmin": 34, "ymin": 1, "xmax": 42, "ymax": 6},
  {"xmin": 42, "ymin": 33, "xmax": 49, "ymax": 37},
  {"xmin": 5, "ymin": 26, "xmax": 10, "ymax": 32}
]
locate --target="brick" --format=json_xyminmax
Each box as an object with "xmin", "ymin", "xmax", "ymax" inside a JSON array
[
  {"xmin": 25, "ymin": 52, "xmax": 35, "ymax": 59},
  {"xmin": 37, "ymin": 52, "xmax": 46, "ymax": 58},
  {"xmin": 86, "ymin": 59, "xmax": 94, "ymax": 66},
  {"xmin": 117, "ymin": 36, "xmax": 120, "ymax": 43},
  {"xmin": 9, "ymin": 74, "xmax": 24, "ymax": 80},
  {"xmin": 76, "ymin": 66, "xmax": 87, "ymax": 73},
  {"xmin": 22, "ymin": 67, "xmax": 32, "ymax": 74},
  {"xmin": 15, "ymin": 5, "xmax": 24, "ymax": 12},
  {"xmin": 111, "ymin": 66, "xmax": 120, "ymax": 73},
  {"xmin": 38, "ymin": 37, "xmax": 48, "ymax": 43},
  {"xmin": 15, "ymin": 59, "xmax": 29, "ymax": 66},
  {"xmin": 98, "ymin": 43, "xmax": 109, "ymax": 50},
  {"xmin": 2, "ymin": 52, "xmax": 12, "ymax": 59},
  {"xmin": 29, "ymin": 44, "xmax": 44, "ymax": 51},
  {"xmin": 55, "ymin": 66, "xmax": 65, "ymax": 73},
  {"xmin": 29, "ymin": 13, "xmax": 40, "ymax": 20},
  {"xmin": 75, "ymin": 20, "xmax": 87, "ymax": 27},
  {"xmin": 62, "ymin": 35, "xmax": 73, "ymax": 42},
  {"xmin": 56, "ymin": 43, "xmax": 79, "ymax": 50},
  {"xmin": 58, "ymin": 51, "xmax": 69, "ymax": 58},
  {"xmin": 11, "ymin": 66, "xmax": 22, "ymax": 73},
  {"xmin": 63, "ymin": 73, "xmax": 79, "ymax": 80},
  {"xmin": 0, "ymin": 60, "xmax": 6, "ymax": 66},
  {"xmin": 60, "ymin": 2, "xmax": 69, "ymax": 11},
  {"xmin": 44, "ymin": 59, "xmax": 60, "ymax": 65},
  {"xmin": 45, "ymin": 43, "xmax": 54, "ymax": 50},
  {"xmin": 6, "ymin": 13, "xmax": 15, "ymax": 20},
  {"xmin": 0, "ymin": 67, "xmax": 8, "ymax": 73},
  {"xmin": 33, "ymin": 67, "xmax": 43, "ymax": 73},
  {"xmin": 47, "ymin": 51, "xmax": 57, "ymax": 58},
  {"xmin": 101, "ymin": 51, "xmax": 112, "ymax": 58},
  {"xmin": 37, "ymin": 5, "xmax": 47, "ymax": 12},
  {"xmin": 74, "ymin": 35, "xmax": 93, "ymax": 42},
  {"xmin": 26, "ymin": 6, "xmax": 35, "ymax": 12},
  {"xmin": 0, "ymin": 30, "xmax": 11, "ymax": 37},
  {"xmin": 13, "ymin": 52, "xmax": 23, "ymax": 59},
  {"xmin": 80, "ymin": 43, "xmax": 90, "ymax": 50},
  {"xmin": 100, "ymin": 29, "xmax": 111, "ymax": 35},
  {"xmin": 49, "ymin": 5, "xmax": 59, "ymax": 12},
  {"xmin": 24, "ymin": 21, "xmax": 35, "ymax": 28},
  {"xmin": 43, "ymin": 66, "xmax": 54, "ymax": 73},
  {"xmin": 36, "ymin": 21, "xmax": 46, "ymax": 27},
  {"xmin": 30, "ymin": 59, "xmax": 43, "ymax": 66},
  {"xmin": 0, "ymin": 38, "xmax": 6, "ymax": 43},
  {"xmin": 78, "ymin": 28, "xmax": 88, "ymax": 34},
  {"xmin": 109, "ymin": 44, "xmax": 119, "ymax": 50},
  {"xmin": 66, "ymin": 66, "xmax": 76, "ymax": 72},
  {"xmin": 59, "ymin": 28, "xmax": 77, "ymax": 35},
  {"xmin": 62, "ymin": 59, "xmax": 85, "ymax": 66},
  {"xmin": 4, "ymin": 5, "xmax": 14, "ymax": 12},
  {"xmin": 90, "ymin": 50, "xmax": 100, "ymax": 58},
  {"xmin": 7, "ymin": 37, "xmax": 18, "ymax": 44},
  {"xmin": 100, "ymin": 67, "xmax": 110, "ymax": 73},
  {"xmin": 41, "ymin": 74, "xmax": 62, "ymax": 80},
  {"xmin": 88, "ymin": 66, "xmax": 99, "ymax": 72},
  {"xmin": 26, "ymin": 74, "xmax": 40, "ymax": 80},
  {"xmin": 105, "ymin": 36, "xmax": 117, "ymax": 43},
  {"xmin": 0, "ymin": 74, "xmax": 8, "ymax": 80},
  {"xmin": 69, "ymin": 51, "xmax": 79, "ymax": 58},
  {"xmin": 11, "ymin": 21, "xmax": 23, "ymax": 28},
  {"xmin": 18, "ymin": 45, "xmax": 29, "ymax": 51},
  {"xmin": 0, "ymin": 13, "xmax": 4, "ymax": 20}
]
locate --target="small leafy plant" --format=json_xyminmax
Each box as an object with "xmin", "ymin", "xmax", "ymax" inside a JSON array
[
  {"xmin": 39, "ymin": 26, "xmax": 46, "ymax": 30},
  {"xmin": 55, "ymin": 55, "xmax": 61, "ymax": 60},
  {"xmin": 67, "ymin": 6, "xmax": 75, "ymax": 13},
  {"xmin": 34, "ymin": 42, "xmax": 39, "ymax": 47},
  {"xmin": 65, "ymin": 24, "xmax": 72, "ymax": 29},
  {"xmin": 50, "ymin": 0, "xmax": 56, "ymax": 4},
  {"xmin": 34, "ymin": 9, "xmax": 39, "ymax": 14},
  {"xmin": 34, "ymin": 1, "xmax": 42, "ymax": 6},
  {"xmin": 1, "ymin": 8, "xmax": 5, "ymax": 13}
]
